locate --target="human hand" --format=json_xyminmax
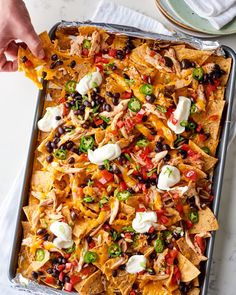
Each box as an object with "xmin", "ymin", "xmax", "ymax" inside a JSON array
[{"xmin": 0, "ymin": 0, "xmax": 45, "ymax": 72}]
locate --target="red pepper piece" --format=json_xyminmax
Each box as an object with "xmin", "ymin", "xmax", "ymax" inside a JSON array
[
  {"xmin": 108, "ymin": 49, "xmax": 117, "ymax": 58},
  {"xmin": 64, "ymin": 282, "xmax": 73, "ymax": 292}
]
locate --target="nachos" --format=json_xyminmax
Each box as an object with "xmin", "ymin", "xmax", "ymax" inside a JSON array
[{"xmin": 17, "ymin": 25, "xmax": 232, "ymax": 294}]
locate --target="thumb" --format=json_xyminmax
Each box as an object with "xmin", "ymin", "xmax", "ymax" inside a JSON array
[{"xmin": 23, "ymin": 28, "xmax": 45, "ymax": 59}]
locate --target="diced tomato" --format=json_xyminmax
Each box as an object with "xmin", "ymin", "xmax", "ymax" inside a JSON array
[
  {"xmin": 196, "ymin": 124, "xmax": 203, "ymax": 133},
  {"xmin": 45, "ymin": 276, "xmax": 56, "ymax": 285},
  {"xmin": 181, "ymin": 144, "xmax": 189, "ymax": 151},
  {"xmin": 71, "ymin": 260, "xmax": 78, "ymax": 267},
  {"xmin": 81, "ymin": 267, "xmax": 91, "ymax": 276},
  {"xmin": 124, "ymin": 117, "xmax": 135, "ymax": 131},
  {"xmin": 165, "ymin": 266, "xmax": 171, "ymax": 275},
  {"xmin": 62, "ymin": 103, "xmax": 69, "ymax": 116},
  {"xmin": 149, "ymin": 50, "xmax": 156, "ymax": 57},
  {"xmin": 95, "ymin": 56, "xmax": 109, "ymax": 64},
  {"xmin": 130, "ymin": 290, "xmax": 136, "ymax": 295},
  {"xmin": 93, "ymin": 179, "xmax": 104, "ymax": 189},
  {"xmin": 198, "ymin": 134, "xmax": 207, "ymax": 142},
  {"xmin": 64, "ymin": 282, "xmax": 73, "ymax": 292},
  {"xmin": 205, "ymin": 79, "xmax": 220, "ymax": 96},
  {"xmin": 145, "ymin": 193, "xmax": 151, "ymax": 204},
  {"xmin": 136, "ymin": 207, "xmax": 146, "ymax": 212},
  {"xmin": 185, "ymin": 219, "xmax": 193, "ymax": 229},
  {"xmin": 103, "ymin": 223, "xmax": 110, "ymax": 231},
  {"xmin": 184, "ymin": 170, "xmax": 197, "ymax": 181},
  {"xmin": 172, "ymin": 193, "xmax": 179, "ymax": 200},
  {"xmin": 148, "ymin": 226, "xmax": 155, "ymax": 233},
  {"xmin": 120, "ymin": 181, "xmax": 127, "ymax": 190},
  {"xmin": 25, "ymin": 60, "xmax": 33, "ymax": 68},
  {"xmin": 165, "ymin": 249, "xmax": 178, "ymax": 265},
  {"xmin": 96, "ymin": 64, "xmax": 103, "ymax": 71},
  {"xmin": 59, "ymin": 271, "xmax": 65, "ymax": 282},
  {"xmin": 99, "ymin": 170, "xmax": 114, "ymax": 185},
  {"xmin": 166, "ymin": 107, "xmax": 175, "ymax": 118},
  {"xmin": 156, "ymin": 209, "xmax": 165, "ymax": 218},
  {"xmin": 76, "ymin": 187, "xmax": 84, "ymax": 197},
  {"xmin": 94, "ymin": 118, "xmax": 104, "ymax": 126},
  {"xmin": 65, "ymin": 262, "xmax": 72, "ymax": 271},
  {"xmin": 117, "ymin": 120, "xmax": 124, "ymax": 128},
  {"xmin": 82, "ymin": 48, "xmax": 89, "ymax": 56},
  {"xmin": 142, "ymin": 75, "xmax": 148, "ymax": 83},
  {"xmin": 159, "ymin": 215, "xmax": 169, "ymax": 224},
  {"xmin": 141, "ymin": 167, "xmax": 148, "ymax": 180},
  {"xmin": 134, "ymin": 109, "xmax": 146, "ymax": 123},
  {"xmin": 124, "ymin": 232, "xmax": 132, "ymax": 239},
  {"xmin": 57, "ymin": 264, "xmax": 65, "ymax": 272},
  {"xmin": 195, "ymin": 236, "xmax": 206, "ymax": 253},
  {"xmin": 108, "ymin": 48, "xmax": 117, "ymax": 58},
  {"xmin": 176, "ymin": 202, "xmax": 183, "ymax": 213},
  {"xmin": 101, "ymin": 204, "xmax": 110, "ymax": 211},
  {"xmin": 88, "ymin": 241, "xmax": 96, "ymax": 249},
  {"xmin": 122, "ymin": 91, "xmax": 132, "ymax": 99},
  {"xmin": 59, "ymin": 97, "xmax": 66, "ymax": 103},
  {"xmin": 169, "ymin": 113, "xmax": 178, "ymax": 125},
  {"xmin": 70, "ymin": 275, "xmax": 82, "ymax": 285},
  {"xmin": 171, "ymin": 265, "xmax": 181, "ymax": 284}
]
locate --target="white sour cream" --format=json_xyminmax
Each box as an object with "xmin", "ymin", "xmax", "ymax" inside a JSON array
[
  {"xmin": 88, "ymin": 143, "xmax": 121, "ymax": 165},
  {"xmin": 132, "ymin": 211, "xmax": 157, "ymax": 233},
  {"xmin": 126, "ymin": 255, "xmax": 147, "ymax": 274},
  {"xmin": 38, "ymin": 105, "xmax": 63, "ymax": 132},
  {"xmin": 50, "ymin": 221, "xmax": 73, "ymax": 249},
  {"xmin": 76, "ymin": 70, "xmax": 103, "ymax": 95},
  {"xmin": 167, "ymin": 96, "xmax": 191, "ymax": 134},
  {"xmin": 157, "ymin": 165, "xmax": 181, "ymax": 190}
]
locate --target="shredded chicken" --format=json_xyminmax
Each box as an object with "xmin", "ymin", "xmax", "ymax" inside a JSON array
[
  {"xmin": 89, "ymin": 31, "xmax": 101, "ymax": 56},
  {"xmin": 145, "ymin": 47, "xmax": 172, "ymax": 72},
  {"xmin": 70, "ymin": 35, "xmax": 84, "ymax": 56},
  {"xmin": 164, "ymin": 48, "xmax": 181, "ymax": 77},
  {"xmin": 152, "ymin": 151, "xmax": 168, "ymax": 166},
  {"xmin": 110, "ymin": 256, "xmax": 128, "ymax": 270},
  {"xmin": 109, "ymin": 199, "xmax": 120, "ymax": 225}
]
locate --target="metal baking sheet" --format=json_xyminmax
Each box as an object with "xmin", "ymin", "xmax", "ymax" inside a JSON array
[{"xmin": 8, "ymin": 21, "xmax": 236, "ymax": 295}]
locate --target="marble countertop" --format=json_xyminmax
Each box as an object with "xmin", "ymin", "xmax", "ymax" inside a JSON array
[{"xmin": 0, "ymin": 0, "xmax": 236, "ymax": 294}]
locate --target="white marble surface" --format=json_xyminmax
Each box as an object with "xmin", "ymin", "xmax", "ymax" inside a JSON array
[{"xmin": 0, "ymin": 0, "xmax": 236, "ymax": 294}]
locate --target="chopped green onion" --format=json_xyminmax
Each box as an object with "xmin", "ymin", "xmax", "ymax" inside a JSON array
[
  {"xmin": 54, "ymin": 149, "xmax": 67, "ymax": 160},
  {"xmin": 189, "ymin": 211, "xmax": 199, "ymax": 224},
  {"xmin": 174, "ymin": 135, "xmax": 185, "ymax": 146},
  {"xmin": 128, "ymin": 97, "xmax": 142, "ymax": 112},
  {"xmin": 156, "ymin": 105, "xmax": 167, "ymax": 113},
  {"xmin": 65, "ymin": 80, "xmax": 77, "ymax": 93},
  {"xmin": 136, "ymin": 137, "xmax": 149, "ymax": 148},
  {"xmin": 122, "ymin": 226, "xmax": 135, "ymax": 233},
  {"xmin": 192, "ymin": 67, "xmax": 204, "ymax": 81},
  {"xmin": 154, "ymin": 238, "xmax": 165, "ymax": 253},
  {"xmin": 117, "ymin": 190, "xmax": 131, "ymax": 201},
  {"xmin": 180, "ymin": 120, "xmax": 188, "ymax": 127},
  {"xmin": 147, "ymin": 168, "xmax": 157, "ymax": 177},
  {"xmin": 91, "ymin": 81, "xmax": 98, "ymax": 88},
  {"xmin": 110, "ymin": 229, "xmax": 119, "ymax": 241},
  {"xmin": 65, "ymin": 243, "xmax": 76, "ymax": 253},
  {"xmin": 83, "ymin": 196, "xmax": 94, "ymax": 203},
  {"xmin": 190, "ymin": 104, "xmax": 198, "ymax": 114},
  {"xmin": 80, "ymin": 136, "xmax": 94, "ymax": 152},
  {"xmin": 84, "ymin": 251, "xmax": 97, "ymax": 263},
  {"xmin": 164, "ymin": 167, "xmax": 172, "ymax": 177},
  {"xmin": 83, "ymin": 39, "xmax": 91, "ymax": 49},
  {"xmin": 93, "ymin": 105, "xmax": 100, "ymax": 113},
  {"xmin": 103, "ymin": 159, "xmax": 110, "ymax": 170},
  {"xmin": 71, "ymin": 100, "xmax": 80, "ymax": 111},
  {"xmin": 125, "ymin": 79, "xmax": 135, "ymax": 85},
  {"xmin": 87, "ymin": 179, "xmax": 94, "ymax": 186},
  {"xmin": 202, "ymin": 147, "xmax": 210, "ymax": 155},
  {"xmin": 188, "ymin": 122, "xmax": 197, "ymax": 130},
  {"xmin": 100, "ymin": 116, "xmax": 110, "ymax": 124},
  {"xmin": 99, "ymin": 196, "xmax": 109, "ymax": 208},
  {"xmin": 124, "ymin": 153, "xmax": 133, "ymax": 162},
  {"xmin": 35, "ymin": 248, "xmax": 45, "ymax": 261},
  {"xmin": 108, "ymin": 243, "xmax": 122, "ymax": 258},
  {"xmin": 139, "ymin": 84, "xmax": 153, "ymax": 95}
]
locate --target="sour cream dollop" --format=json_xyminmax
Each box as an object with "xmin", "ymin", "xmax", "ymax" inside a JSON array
[
  {"xmin": 132, "ymin": 211, "xmax": 157, "ymax": 233},
  {"xmin": 88, "ymin": 143, "xmax": 121, "ymax": 165},
  {"xmin": 50, "ymin": 221, "xmax": 73, "ymax": 249},
  {"xmin": 157, "ymin": 165, "xmax": 181, "ymax": 190},
  {"xmin": 76, "ymin": 70, "xmax": 103, "ymax": 95},
  {"xmin": 38, "ymin": 105, "xmax": 63, "ymax": 132},
  {"xmin": 126, "ymin": 255, "xmax": 147, "ymax": 274},
  {"xmin": 167, "ymin": 96, "xmax": 191, "ymax": 134}
]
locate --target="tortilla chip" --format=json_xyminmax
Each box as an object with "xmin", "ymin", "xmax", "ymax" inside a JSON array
[
  {"xmin": 192, "ymin": 100, "xmax": 225, "ymax": 140},
  {"xmin": 178, "ymin": 253, "xmax": 200, "ymax": 282},
  {"xmin": 74, "ymin": 270, "xmax": 105, "ymax": 294},
  {"xmin": 31, "ymin": 170, "xmax": 54, "ymax": 193},
  {"xmin": 193, "ymin": 136, "xmax": 219, "ymax": 157},
  {"xmin": 111, "ymin": 270, "xmax": 137, "ymax": 295},
  {"xmin": 177, "ymin": 238, "xmax": 202, "ymax": 266},
  {"xmin": 175, "ymin": 48, "xmax": 213, "ymax": 65},
  {"xmin": 188, "ymin": 288, "xmax": 200, "ymax": 295},
  {"xmin": 31, "ymin": 249, "xmax": 50, "ymax": 271},
  {"xmin": 178, "ymin": 163, "xmax": 207, "ymax": 179},
  {"xmin": 188, "ymin": 140, "xmax": 218, "ymax": 171},
  {"xmin": 189, "ymin": 207, "xmax": 219, "ymax": 234},
  {"xmin": 143, "ymin": 280, "xmax": 171, "ymax": 295}
]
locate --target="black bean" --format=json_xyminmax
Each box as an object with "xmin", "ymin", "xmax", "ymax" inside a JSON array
[
  {"xmin": 66, "ymin": 141, "xmax": 74, "ymax": 150},
  {"xmin": 164, "ymin": 154, "xmax": 171, "ymax": 162},
  {"xmin": 42, "ymin": 71, "xmax": 47, "ymax": 79},
  {"xmin": 53, "ymin": 137, "xmax": 60, "ymax": 144},
  {"xmin": 164, "ymin": 56, "xmax": 173, "ymax": 67},
  {"xmin": 150, "ymin": 252, "xmax": 157, "ymax": 260},
  {"xmin": 55, "ymin": 60, "xmax": 63, "ymax": 66},
  {"xmin": 127, "ymin": 188, "xmax": 135, "ymax": 194},
  {"xmin": 179, "ymin": 282, "xmax": 189, "ymax": 294},
  {"xmin": 61, "ymin": 258, "xmax": 66, "ymax": 264},
  {"xmin": 82, "ymin": 123, "xmax": 89, "ymax": 129},
  {"xmin": 112, "ymin": 96, "xmax": 119, "ymax": 106},
  {"xmin": 123, "ymin": 73, "xmax": 129, "ymax": 80},
  {"xmin": 64, "ymin": 276, "xmax": 70, "ymax": 283},
  {"xmin": 47, "ymin": 268, "xmax": 53, "ymax": 274},
  {"xmin": 55, "ymin": 132, "xmax": 60, "ymax": 138},
  {"xmin": 50, "ymin": 62, "xmax": 56, "ymax": 69},
  {"xmin": 65, "ymin": 102, "xmax": 71, "ymax": 109},
  {"xmin": 113, "ymin": 92, "xmax": 120, "ymax": 98},
  {"xmin": 60, "ymin": 144, "xmax": 66, "ymax": 150},
  {"xmin": 106, "ymin": 91, "xmax": 113, "ymax": 97},
  {"xmin": 72, "ymin": 147, "xmax": 80, "ymax": 155},
  {"xmin": 58, "ymin": 257, "xmax": 63, "ymax": 264},
  {"xmin": 46, "ymin": 141, "xmax": 52, "ymax": 148},
  {"xmin": 79, "ymin": 105, "xmax": 86, "ymax": 111},
  {"xmin": 150, "ymin": 129, "xmax": 157, "ymax": 136},
  {"xmin": 21, "ymin": 56, "xmax": 28, "ymax": 63},
  {"xmin": 46, "ymin": 155, "xmax": 54, "ymax": 163},
  {"xmin": 51, "ymin": 54, "xmax": 58, "ymax": 61},
  {"xmin": 84, "ymin": 100, "xmax": 91, "ymax": 107},
  {"xmin": 173, "ymin": 231, "xmax": 180, "ymax": 240},
  {"xmin": 179, "ymin": 149, "xmax": 188, "ymax": 159},
  {"xmin": 111, "ymin": 65, "xmax": 117, "ymax": 71},
  {"xmin": 70, "ymin": 60, "xmax": 76, "ymax": 68},
  {"xmin": 32, "ymin": 271, "xmax": 38, "ymax": 280},
  {"xmin": 118, "ymin": 264, "xmax": 126, "ymax": 270},
  {"xmin": 86, "ymin": 236, "xmax": 93, "ymax": 243},
  {"xmin": 112, "ymin": 270, "xmax": 118, "ymax": 277},
  {"xmin": 52, "ymin": 269, "xmax": 60, "ymax": 278},
  {"xmin": 46, "ymin": 146, "xmax": 53, "ymax": 153},
  {"xmin": 36, "ymin": 228, "xmax": 47, "ymax": 235},
  {"xmin": 56, "ymin": 280, "xmax": 63, "ymax": 286},
  {"xmin": 148, "ymin": 233, "xmax": 157, "ymax": 241},
  {"xmin": 167, "ymin": 242, "xmax": 174, "ymax": 249},
  {"xmin": 70, "ymin": 210, "xmax": 76, "ymax": 221},
  {"xmin": 163, "ymin": 144, "xmax": 170, "ymax": 151},
  {"xmin": 180, "ymin": 59, "xmax": 194, "ymax": 69},
  {"xmin": 43, "ymin": 233, "xmax": 50, "ymax": 241},
  {"xmin": 132, "ymin": 283, "xmax": 139, "ymax": 290},
  {"xmin": 145, "ymin": 94, "xmax": 156, "ymax": 103},
  {"xmin": 113, "ymin": 166, "xmax": 121, "ymax": 174},
  {"xmin": 142, "ymin": 115, "xmax": 148, "ymax": 122},
  {"xmin": 68, "ymin": 157, "xmax": 75, "ymax": 164},
  {"xmin": 50, "ymin": 142, "xmax": 57, "ymax": 149},
  {"xmin": 155, "ymin": 142, "xmax": 163, "ymax": 153}
]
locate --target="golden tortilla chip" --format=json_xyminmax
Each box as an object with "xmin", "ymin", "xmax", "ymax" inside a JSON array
[
  {"xmin": 31, "ymin": 170, "xmax": 54, "ymax": 193},
  {"xmin": 175, "ymin": 48, "xmax": 213, "ymax": 65},
  {"xmin": 188, "ymin": 288, "xmax": 200, "ymax": 295},
  {"xmin": 178, "ymin": 163, "xmax": 207, "ymax": 179},
  {"xmin": 188, "ymin": 140, "xmax": 218, "ymax": 171},
  {"xmin": 177, "ymin": 237, "xmax": 202, "ymax": 266},
  {"xmin": 189, "ymin": 207, "xmax": 219, "ymax": 234},
  {"xmin": 143, "ymin": 280, "xmax": 171, "ymax": 295},
  {"xmin": 74, "ymin": 270, "xmax": 105, "ymax": 294},
  {"xmin": 178, "ymin": 253, "xmax": 200, "ymax": 282},
  {"xmin": 111, "ymin": 270, "xmax": 137, "ymax": 295}
]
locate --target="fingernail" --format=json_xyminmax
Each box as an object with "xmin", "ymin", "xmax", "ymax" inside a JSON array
[{"xmin": 38, "ymin": 49, "xmax": 45, "ymax": 59}]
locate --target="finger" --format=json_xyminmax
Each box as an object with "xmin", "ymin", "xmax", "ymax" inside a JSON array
[
  {"xmin": 6, "ymin": 41, "xmax": 19, "ymax": 59},
  {"xmin": 21, "ymin": 28, "xmax": 45, "ymax": 59},
  {"xmin": 0, "ymin": 52, "xmax": 18, "ymax": 72}
]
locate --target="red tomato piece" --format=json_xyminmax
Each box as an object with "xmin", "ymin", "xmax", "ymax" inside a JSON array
[
  {"xmin": 108, "ymin": 49, "xmax": 117, "ymax": 58},
  {"xmin": 195, "ymin": 236, "xmax": 206, "ymax": 253},
  {"xmin": 148, "ymin": 226, "xmax": 155, "ymax": 233},
  {"xmin": 57, "ymin": 264, "xmax": 65, "ymax": 272},
  {"xmin": 96, "ymin": 64, "xmax": 103, "ymax": 71},
  {"xmin": 59, "ymin": 271, "xmax": 65, "ymax": 282},
  {"xmin": 82, "ymin": 48, "xmax": 89, "ymax": 56},
  {"xmin": 185, "ymin": 219, "xmax": 193, "ymax": 229},
  {"xmin": 122, "ymin": 91, "xmax": 132, "ymax": 99},
  {"xmin": 88, "ymin": 241, "xmax": 96, "ymax": 249},
  {"xmin": 166, "ymin": 107, "xmax": 175, "ymax": 118},
  {"xmin": 176, "ymin": 202, "xmax": 183, "ymax": 213},
  {"xmin": 184, "ymin": 170, "xmax": 197, "ymax": 181},
  {"xmin": 25, "ymin": 60, "xmax": 33, "ymax": 68},
  {"xmin": 64, "ymin": 282, "xmax": 73, "ymax": 292},
  {"xmin": 159, "ymin": 215, "xmax": 169, "ymax": 224},
  {"xmin": 65, "ymin": 262, "xmax": 72, "ymax": 271},
  {"xmin": 70, "ymin": 275, "xmax": 82, "ymax": 285},
  {"xmin": 149, "ymin": 50, "xmax": 156, "ymax": 57},
  {"xmin": 120, "ymin": 181, "xmax": 127, "ymax": 190},
  {"xmin": 136, "ymin": 207, "xmax": 146, "ymax": 212},
  {"xmin": 117, "ymin": 120, "xmax": 124, "ymax": 128},
  {"xmin": 94, "ymin": 118, "xmax": 104, "ymax": 126},
  {"xmin": 95, "ymin": 56, "xmax": 109, "ymax": 64},
  {"xmin": 45, "ymin": 276, "xmax": 56, "ymax": 285},
  {"xmin": 99, "ymin": 170, "xmax": 114, "ymax": 185}
]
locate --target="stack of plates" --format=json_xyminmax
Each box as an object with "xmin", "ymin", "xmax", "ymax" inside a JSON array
[{"xmin": 156, "ymin": 0, "xmax": 236, "ymax": 38}]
